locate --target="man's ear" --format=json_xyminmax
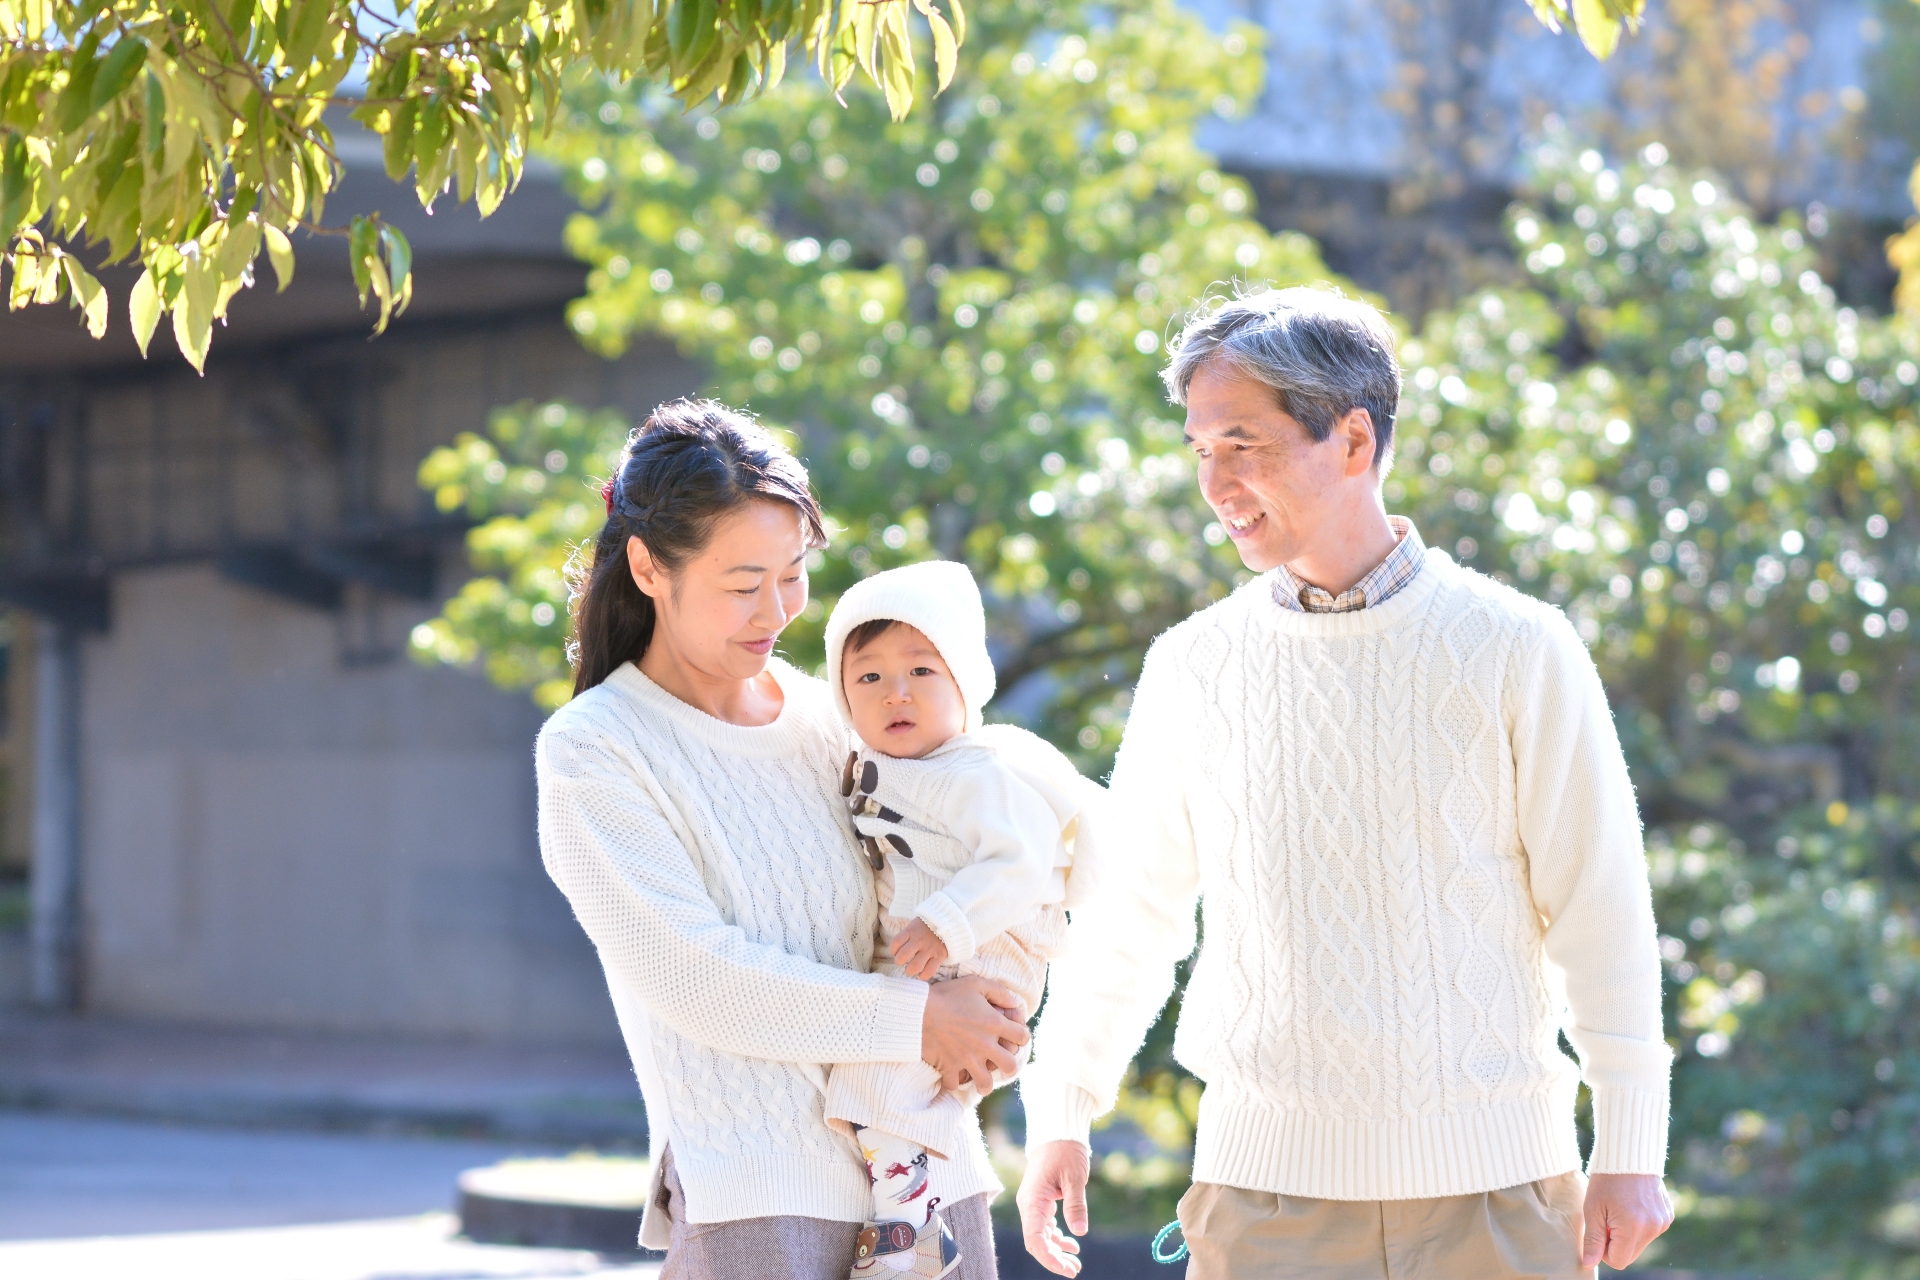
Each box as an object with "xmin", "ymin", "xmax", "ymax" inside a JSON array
[
  {"xmin": 1338, "ymin": 407, "xmax": 1379, "ymax": 478},
  {"xmin": 627, "ymin": 535, "xmax": 667, "ymax": 600}
]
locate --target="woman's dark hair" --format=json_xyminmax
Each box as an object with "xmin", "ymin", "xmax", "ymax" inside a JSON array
[{"xmin": 570, "ymin": 398, "xmax": 827, "ymax": 695}]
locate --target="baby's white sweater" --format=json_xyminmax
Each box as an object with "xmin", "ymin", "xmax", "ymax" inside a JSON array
[
  {"xmin": 535, "ymin": 660, "xmax": 1001, "ymax": 1246},
  {"xmin": 1023, "ymin": 550, "xmax": 1671, "ymax": 1200},
  {"xmin": 849, "ymin": 725, "xmax": 1091, "ymax": 964}
]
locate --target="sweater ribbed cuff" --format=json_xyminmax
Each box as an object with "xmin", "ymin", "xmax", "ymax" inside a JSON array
[
  {"xmin": 871, "ymin": 973, "xmax": 929, "ymax": 1063},
  {"xmin": 1018, "ymin": 1077, "xmax": 1101, "ymax": 1149},
  {"xmin": 1587, "ymin": 1086, "xmax": 1671, "ymax": 1175},
  {"xmin": 914, "ymin": 892, "xmax": 979, "ymax": 966}
]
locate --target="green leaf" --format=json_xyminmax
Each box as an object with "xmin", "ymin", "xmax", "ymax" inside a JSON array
[
  {"xmin": 1525, "ymin": 0, "xmax": 1568, "ymax": 33},
  {"xmin": 381, "ymin": 223, "xmax": 412, "ymax": 315},
  {"xmin": 61, "ymin": 257, "xmax": 107, "ymax": 338},
  {"xmin": 172, "ymin": 261, "xmax": 215, "ymax": 371},
  {"xmin": 284, "ymin": 0, "xmax": 332, "ymax": 67},
  {"xmin": 718, "ymin": 50, "xmax": 752, "ymax": 104},
  {"xmin": 227, "ymin": 0, "xmax": 258, "ymax": 59},
  {"xmin": 55, "ymin": 29, "xmax": 105, "ymax": 134},
  {"xmin": 383, "ymin": 98, "xmax": 419, "ymax": 181},
  {"xmin": 349, "ymin": 214, "xmax": 377, "ymax": 304},
  {"xmin": 921, "ymin": 2, "xmax": 956, "ymax": 93},
  {"xmin": 878, "ymin": 3, "xmax": 914, "ymax": 120},
  {"xmin": 89, "ymin": 36, "xmax": 148, "ymax": 113},
  {"xmin": 0, "ymin": 133, "xmax": 31, "ymax": 235},
  {"xmin": 262, "ymin": 223, "xmax": 294, "ymax": 292},
  {"xmin": 96, "ymin": 159, "xmax": 144, "ymax": 259},
  {"xmin": 1571, "ymin": 0, "xmax": 1622, "ymax": 58},
  {"xmin": 143, "ymin": 69, "xmax": 165, "ymax": 156},
  {"xmin": 684, "ymin": 0, "xmax": 720, "ymax": 74},
  {"xmin": 667, "ymin": 0, "xmax": 700, "ymax": 62},
  {"xmin": 128, "ymin": 266, "xmax": 161, "ymax": 355}
]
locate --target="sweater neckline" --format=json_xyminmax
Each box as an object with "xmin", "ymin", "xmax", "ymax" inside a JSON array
[
  {"xmin": 603, "ymin": 657, "xmax": 827, "ymax": 757},
  {"xmin": 1255, "ymin": 548, "xmax": 1454, "ymax": 637}
]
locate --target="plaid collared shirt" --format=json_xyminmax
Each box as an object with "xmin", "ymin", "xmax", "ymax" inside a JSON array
[{"xmin": 1273, "ymin": 516, "xmax": 1426, "ymax": 614}]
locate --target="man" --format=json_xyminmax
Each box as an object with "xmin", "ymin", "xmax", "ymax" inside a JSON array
[{"xmin": 1017, "ymin": 287, "xmax": 1674, "ymax": 1279}]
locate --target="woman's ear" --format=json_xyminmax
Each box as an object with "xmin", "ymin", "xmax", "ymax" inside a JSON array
[{"xmin": 627, "ymin": 535, "xmax": 667, "ymax": 600}]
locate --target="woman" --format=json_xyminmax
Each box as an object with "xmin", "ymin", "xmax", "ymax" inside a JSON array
[{"xmin": 536, "ymin": 398, "xmax": 1026, "ymax": 1279}]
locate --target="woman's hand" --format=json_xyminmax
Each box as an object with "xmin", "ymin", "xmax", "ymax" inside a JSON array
[
  {"xmin": 922, "ymin": 975, "xmax": 1029, "ymax": 1090},
  {"xmin": 890, "ymin": 919, "xmax": 950, "ymax": 980}
]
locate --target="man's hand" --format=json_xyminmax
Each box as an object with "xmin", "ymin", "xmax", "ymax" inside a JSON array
[
  {"xmin": 921, "ymin": 975, "xmax": 1028, "ymax": 1090},
  {"xmin": 1580, "ymin": 1172, "xmax": 1674, "ymax": 1270},
  {"xmin": 1016, "ymin": 1139, "xmax": 1091, "ymax": 1277},
  {"xmin": 891, "ymin": 918, "xmax": 950, "ymax": 980}
]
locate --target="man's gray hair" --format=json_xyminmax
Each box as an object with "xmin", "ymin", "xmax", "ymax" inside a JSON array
[{"xmin": 1162, "ymin": 286, "xmax": 1402, "ymax": 470}]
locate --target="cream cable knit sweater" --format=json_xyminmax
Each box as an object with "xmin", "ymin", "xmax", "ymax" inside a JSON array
[
  {"xmin": 535, "ymin": 660, "xmax": 1001, "ymax": 1246},
  {"xmin": 1023, "ymin": 550, "xmax": 1671, "ymax": 1201}
]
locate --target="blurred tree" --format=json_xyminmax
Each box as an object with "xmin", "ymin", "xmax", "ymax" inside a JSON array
[
  {"xmin": 0, "ymin": 0, "xmax": 962, "ymax": 369},
  {"xmin": 411, "ymin": 0, "xmax": 1337, "ymax": 766}
]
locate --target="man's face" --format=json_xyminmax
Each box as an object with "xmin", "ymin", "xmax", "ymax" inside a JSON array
[{"xmin": 1183, "ymin": 362, "xmax": 1363, "ymax": 573}]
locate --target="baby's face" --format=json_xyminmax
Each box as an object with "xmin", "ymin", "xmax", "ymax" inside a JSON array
[{"xmin": 842, "ymin": 623, "xmax": 968, "ymax": 760}]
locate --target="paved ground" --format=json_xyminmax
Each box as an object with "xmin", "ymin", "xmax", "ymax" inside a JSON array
[
  {"xmin": 0, "ymin": 1010, "xmax": 646, "ymax": 1144},
  {"xmin": 0, "ymin": 1214, "xmax": 662, "ymax": 1280},
  {"xmin": 0, "ymin": 1111, "xmax": 661, "ymax": 1280}
]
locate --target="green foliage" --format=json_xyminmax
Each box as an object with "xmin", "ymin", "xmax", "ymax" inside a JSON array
[
  {"xmin": 412, "ymin": 400, "xmax": 631, "ymax": 709},
  {"xmin": 416, "ymin": 0, "xmax": 1342, "ymax": 764},
  {"xmin": 0, "ymin": 0, "xmax": 963, "ymax": 370}
]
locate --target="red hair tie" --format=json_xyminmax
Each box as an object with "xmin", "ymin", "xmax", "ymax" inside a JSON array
[{"xmin": 600, "ymin": 477, "xmax": 616, "ymax": 515}]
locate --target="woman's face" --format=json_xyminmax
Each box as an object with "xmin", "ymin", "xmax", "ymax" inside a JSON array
[{"xmin": 629, "ymin": 500, "xmax": 811, "ymax": 682}]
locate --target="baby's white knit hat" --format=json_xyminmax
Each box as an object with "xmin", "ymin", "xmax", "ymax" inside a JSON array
[{"xmin": 824, "ymin": 560, "xmax": 995, "ymax": 732}]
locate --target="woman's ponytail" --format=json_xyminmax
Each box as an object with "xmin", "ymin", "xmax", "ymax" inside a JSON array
[{"xmin": 569, "ymin": 398, "xmax": 826, "ymax": 696}]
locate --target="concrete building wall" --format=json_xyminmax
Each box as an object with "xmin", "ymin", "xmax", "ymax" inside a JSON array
[
  {"xmin": 24, "ymin": 317, "xmax": 696, "ymax": 1044},
  {"xmin": 75, "ymin": 564, "xmax": 615, "ymax": 1041},
  {"xmin": 1196, "ymin": 0, "xmax": 1905, "ymax": 215}
]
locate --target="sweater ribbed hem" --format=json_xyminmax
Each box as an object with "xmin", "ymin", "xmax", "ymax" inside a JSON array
[
  {"xmin": 1589, "ymin": 1086, "xmax": 1671, "ymax": 1175},
  {"xmin": 1018, "ymin": 1078, "xmax": 1103, "ymax": 1149},
  {"xmin": 669, "ymin": 1149, "xmax": 887, "ymax": 1226},
  {"xmin": 871, "ymin": 974, "xmax": 930, "ymax": 1062},
  {"xmin": 1192, "ymin": 1085, "xmax": 1584, "ymax": 1201}
]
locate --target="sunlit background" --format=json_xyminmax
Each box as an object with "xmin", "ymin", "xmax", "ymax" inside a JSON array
[{"xmin": 2, "ymin": 0, "xmax": 1917, "ymax": 1276}]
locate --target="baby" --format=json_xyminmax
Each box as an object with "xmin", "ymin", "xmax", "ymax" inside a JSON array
[{"xmin": 822, "ymin": 560, "xmax": 1103, "ymax": 1280}]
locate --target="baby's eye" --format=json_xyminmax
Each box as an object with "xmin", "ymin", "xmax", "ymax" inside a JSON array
[
  {"xmin": 910, "ymin": 666, "xmax": 936, "ymax": 677},
  {"xmin": 858, "ymin": 672, "xmax": 880, "ymax": 683}
]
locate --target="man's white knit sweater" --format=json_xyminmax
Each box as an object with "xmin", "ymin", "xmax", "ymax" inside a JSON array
[
  {"xmin": 1023, "ymin": 549, "xmax": 1671, "ymax": 1201},
  {"xmin": 536, "ymin": 660, "xmax": 1001, "ymax": 1247}
]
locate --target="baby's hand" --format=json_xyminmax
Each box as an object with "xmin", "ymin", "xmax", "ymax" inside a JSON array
[{"xmin": 890, "ymin": 919, "xmax": 950, "ymax": 980}]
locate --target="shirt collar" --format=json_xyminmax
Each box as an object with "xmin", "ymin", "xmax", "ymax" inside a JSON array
[{"xmin": 1273, "ymin": 516, "xmax": 1426, "ymax": 614}]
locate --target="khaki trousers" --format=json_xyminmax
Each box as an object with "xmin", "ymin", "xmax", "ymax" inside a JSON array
[
  {"xmin": 656, "ymin": 1148, "xmax": 998, "ymax": 1280},
  {"xmin": 1179, "ymin": 1171, "xmax": 1592, "ymax": 1280}
]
